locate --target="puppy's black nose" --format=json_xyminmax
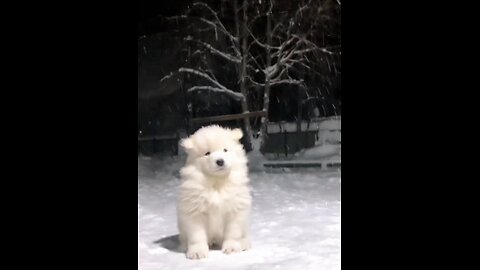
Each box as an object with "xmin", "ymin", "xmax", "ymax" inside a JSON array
[{"xmin": 216, "ymin": 159, "xmax": 224, "ymax": 166}]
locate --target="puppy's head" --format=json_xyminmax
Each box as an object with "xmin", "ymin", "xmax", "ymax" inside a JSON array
[{"xmin": 181, "ymin": 125, "xmax": 246, "ymax": 177}]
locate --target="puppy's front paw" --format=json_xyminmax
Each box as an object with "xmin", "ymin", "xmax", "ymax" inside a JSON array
[
  {"xmin": 186, "ymin": 243, "xmax": 209, "ymax": 260},
  {"xmin": 222, "ymin": 240, "xmax": 242, "ymax": 254},
  {"xmin": 241, "ymin": 238, "xmax": 251, "ymax": 250}
]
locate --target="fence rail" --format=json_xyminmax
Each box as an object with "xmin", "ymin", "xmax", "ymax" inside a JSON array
[{"xmin": 189, "ymin": 110, "xmax": 267, "ymax": 124}]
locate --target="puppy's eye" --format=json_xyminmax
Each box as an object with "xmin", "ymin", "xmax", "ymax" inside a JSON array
[
  {"xmin": 205, "ymin": 152, "xmax": 210, "ymax": 156},
  {"xmin": 224, "ymin": 149, "xmax": 228, "ymax": 152}
]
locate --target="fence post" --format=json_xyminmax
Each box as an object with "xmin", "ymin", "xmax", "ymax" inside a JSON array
[{"xmin": 297, "ymin": 88, "xmax": 302, "ymax": 152}]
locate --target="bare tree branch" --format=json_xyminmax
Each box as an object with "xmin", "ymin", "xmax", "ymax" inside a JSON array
[
  {"xmin": 159, "ymin": 72, "xmax": 175, "ymax": 83},
  {"xmin": 270, "ymin": 79, "xmax": 305, "ymax": 86},
  {"xmin": 293, "ymin": 47, "xmax": 334, "ymax": 55},
  {"xmin": 246, "ymin": 75, "xmax": 304, "ymax": 87},
  {"xmin": 167, "ymin": 8, "xmax": 240, "ymax": 56},
  {"xmin": 178, "ymin": 68, "xmax": 245, "ymax": 100},
  {"xmin": 186, "ymin": 38, "xmax": 241, "ymax": 63},
  {"xmin": 247, "ymin": 27, "xmax": 280, "ymax": 50},
  {"xmin": 192, "ymin": 2, "xmax": 240, "ymax": 48},
  {"xmin": 186, "ymin": 86, "xmax": 244, "ymax": 100}
]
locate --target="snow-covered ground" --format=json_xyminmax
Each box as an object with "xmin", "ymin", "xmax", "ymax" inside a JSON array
[{"xmin": 138, "ymin": 153, "xmax": 341, "ymax": 270}]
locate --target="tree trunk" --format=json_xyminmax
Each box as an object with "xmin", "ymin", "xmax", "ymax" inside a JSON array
[
  {"xmin": 259, "ymin": 1, "xmax": 272, "ymax": 152},
  {"xmin": 239, "ymin": 0, "xmax": 253, "ymax": 150}
]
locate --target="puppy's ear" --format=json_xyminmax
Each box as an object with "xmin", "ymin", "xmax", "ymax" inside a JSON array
[
  {"xmin": 180, "ymin": 138, "xmax": 194, "ymax": 151},
  {"xmin": 231, "ymin": 128, "xmax": 243, "ymax": 141}
]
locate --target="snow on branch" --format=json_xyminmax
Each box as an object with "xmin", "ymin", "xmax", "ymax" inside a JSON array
[
  {"xmin": 186, "ymin": 86, "xmax": 244, "ymax": 100},
  {"xmin": 159, "ymin": 72, "xmax": 175, "ymax": 83},
  {"xmin": 270, "ymin": 79, "xmax": 305, "ymax": 87},
  {"xmin": 263, "ymin": 64, "xmax": 279, "ymax": 78},
  {"xmin": 291, "ymin": 34, "xmax": 337, "ymax": 55},
  {"xmin": 293, "ymin": 47, "xmax": 334, "ymax": 55},
  {"xmin": 246, "ymin": 75, "xmax": 304, "ymax": 88},
  {"xmin": 179, "ymin": 68, "xmax": 224, "ymax": 89},
  {"xmin": 178, "ymin": 68, "xmax": 245, "ymax": 100},
  {"xmin": 190, "ymin": 39, "xmax": 241, "ymax": 63}
]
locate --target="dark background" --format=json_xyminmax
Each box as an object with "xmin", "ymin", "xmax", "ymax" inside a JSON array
[
  {"xmin": 1, "ymin": 1, "xmax": 475, "ymax": 269},
  {"xmin": 138, "ymin": 0, "xmax": 341, "ymax": 156}
]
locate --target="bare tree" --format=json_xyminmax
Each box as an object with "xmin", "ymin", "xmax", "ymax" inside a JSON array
[
  {"xmin": 164, "ymin": 1, "xmax": 254, "ymax": 148},
  {"xmin": 248, "ymin": 0, "xmax": 338, "ymax": 123},
  {"xmin": 161, "ymin": 0, "xmax": 341, "ymax": 151},
  {"xmin": 246, "ymin": 0, "xmax": 340, "ymax": 144}
]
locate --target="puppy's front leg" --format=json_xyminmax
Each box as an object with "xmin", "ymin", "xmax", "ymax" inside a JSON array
[
  {"xmin": 222, "ymin": 210, "xmax": 248, "ymax": 254},
  {"xmin": 183, "ymin": 215, "xmax": 209, "ymax": 259}
]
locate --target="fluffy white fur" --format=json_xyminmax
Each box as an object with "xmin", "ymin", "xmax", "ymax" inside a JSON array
[{"xmin": 177, "ymin": 125, "xmax": 252, "ymax": 260}]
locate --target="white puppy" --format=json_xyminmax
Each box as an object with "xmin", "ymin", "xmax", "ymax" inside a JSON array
[{"xmin": 177, "ymin": 125, "xmax": 252, "ymax": 259}]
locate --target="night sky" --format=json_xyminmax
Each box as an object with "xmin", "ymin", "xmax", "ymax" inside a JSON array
[{"xmin": 138, "ymin": 0, "xmax": 193, "ymax": 36}]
